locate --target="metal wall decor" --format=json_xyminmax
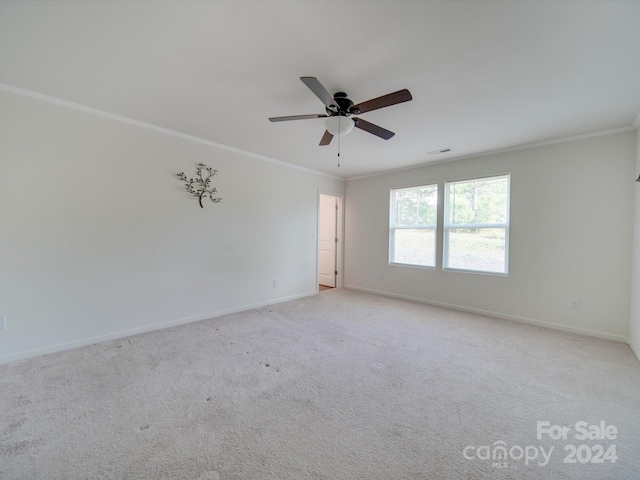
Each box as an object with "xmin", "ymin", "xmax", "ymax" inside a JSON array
[{"xmin": 177, "ymin": 163, "xmax": 222, "ymax": 208}]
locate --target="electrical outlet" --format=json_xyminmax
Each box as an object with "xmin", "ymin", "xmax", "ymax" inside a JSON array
[
  {"xmin": 0, "ymin": 315, "xmax": 6, "ymax": 331},
  {"xmin": 273, "ymin": 279, "xmax": 278, "ymax": 287},
  {"xmin": 570, "ymin": 299, "xmax": 580, "ymax": 310}
]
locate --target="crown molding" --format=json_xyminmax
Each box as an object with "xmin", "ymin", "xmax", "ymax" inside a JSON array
[
  {"xmin": 348, "ymin": 126, "xmax": 636, "ymax": 181},
  {"xmin": 0, "ymin": 82, "xmax": 343, "ymax": 181}
]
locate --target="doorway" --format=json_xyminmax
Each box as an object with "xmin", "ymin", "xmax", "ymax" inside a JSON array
[{"xmin": 318, "ymin": 194, "xmax": 341, "ymax": 289}]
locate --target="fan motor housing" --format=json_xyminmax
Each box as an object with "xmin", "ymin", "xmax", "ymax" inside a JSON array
[{"xmin": 327, "ymin": 92, "xmax": 356, "ymax": 115}]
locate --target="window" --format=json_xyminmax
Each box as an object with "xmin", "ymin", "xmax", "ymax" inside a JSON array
[
  {"xmin": 390, "ymin": 184, "xmax": 438, "ymax": 267},
  {"xmin": 444, "ymin": 175, "xmax": 510, "ymax": 274}
]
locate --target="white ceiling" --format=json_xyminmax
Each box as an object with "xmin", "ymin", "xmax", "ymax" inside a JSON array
[{"xmin": 1, "ymin": 0, "xmax": 639, "ymax": 179}]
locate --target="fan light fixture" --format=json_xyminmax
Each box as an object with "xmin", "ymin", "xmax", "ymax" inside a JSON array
[{"xmin": 325, "ymin": 116, "xmax": 355, "ymax": 136}]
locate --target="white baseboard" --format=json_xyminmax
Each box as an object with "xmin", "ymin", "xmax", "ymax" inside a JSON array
[
  {"xmin": 4, "ymin": 287, "xmax": 635, "ymax": 366},
  {"xmin": 344, "ymin": 285, "xmax": 629, "ymax": 344},
  {"xmin": 0, "ymin": 291, "xmax": 317, "ymax": 365},
  {"xmin": 628, "ymin": 338, "xmax": 640, "ymax": 364}
]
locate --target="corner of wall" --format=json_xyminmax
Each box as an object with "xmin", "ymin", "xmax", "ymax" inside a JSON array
[{"xmin": 630, "ymin": 125, "xmax": 640, "ymax": 364}]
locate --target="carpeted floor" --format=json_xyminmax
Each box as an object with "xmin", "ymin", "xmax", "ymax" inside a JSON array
[{"xmin": 1, "ymin": 289, "xmax": 639, "ymax": 479}]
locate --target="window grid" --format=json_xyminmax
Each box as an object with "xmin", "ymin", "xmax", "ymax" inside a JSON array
[
  {"xmin": 389, "ymin": 184, "xmax": 438, "ymax": 268},
  {"xmin": 443, "ymin": 175, "xmax": 510, "ymax": 274}
]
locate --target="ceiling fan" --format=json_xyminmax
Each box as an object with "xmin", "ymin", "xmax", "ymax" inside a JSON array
[{"xmin": 269, "ymin": 77, "xmax": 412, "ymax": 146}]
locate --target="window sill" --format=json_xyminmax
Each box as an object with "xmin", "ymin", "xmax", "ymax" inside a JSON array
[
  {"xmin": 389, "ymin": 262, "xmax": 436, "ymax": 270},
  {"xmin": 443, "ymin": 267, "xmax": 508, "ymax": 277}
]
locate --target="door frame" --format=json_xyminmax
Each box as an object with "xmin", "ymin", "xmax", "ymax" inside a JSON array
[{"xmin": 316, "ymin": 192, "xmax": 343, "ymax": 291}]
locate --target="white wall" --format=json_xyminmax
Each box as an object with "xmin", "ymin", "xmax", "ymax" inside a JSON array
[
  {"xmin": 0, "ymin": 90, "xmax": 344, "ymax": 363},
  {"xmin": 345, "ymin": 131, "xmax": 636, "ymax": 341},
  {"xmin": 630, "ymin": 128, "xmax": 640, "ymax": 359}
]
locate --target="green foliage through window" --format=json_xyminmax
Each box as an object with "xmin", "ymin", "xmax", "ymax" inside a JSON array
[
  {"xmin": 447, "ymin": 176, "xmax": 508, "ymax": 226},
  {"xmin": 395, "ymin": 185, "xmax": 438, "ymax": 227}
]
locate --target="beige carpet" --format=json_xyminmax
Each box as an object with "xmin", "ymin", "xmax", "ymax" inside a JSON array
[{"xmin": 1, "ymin": 289, "xmax": 639, "ymax": 479}]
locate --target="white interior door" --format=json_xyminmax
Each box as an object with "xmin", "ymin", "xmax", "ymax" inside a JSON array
[{"xmin": 318, "ymin": 194, "xmax": 337, "ymax": 287}]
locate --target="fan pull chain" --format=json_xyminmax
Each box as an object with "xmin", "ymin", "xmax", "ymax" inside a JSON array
[{"xmin": 337, "ymin": 116, "xmax": 341, "ymax": 167}]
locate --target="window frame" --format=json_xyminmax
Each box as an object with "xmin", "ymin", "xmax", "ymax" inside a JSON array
[
  {"xmin": 443, "ymin": 174, "xmax": 511, "ymax": 275},
  {"xmin": 389, "ymin": 183, "xmax": 438, "ymax": 268}
]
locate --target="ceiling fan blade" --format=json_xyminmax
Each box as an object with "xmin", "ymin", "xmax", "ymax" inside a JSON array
[
  {"xmin": 353, "ymin": 118, "xmax": 395, "ymax": 140},
  {"xmin": 269, "ymin": 114, "xmax": 327, "ymax": 122},
  {"xmin": 319, "ymin": 130, "xmax": 334, "ymax": 146},
  {"xmin": 301, "ymin": 77, "xmax": 337, "ymax": 110},
  {"xmin": 352, "ymin": 89, "xmax": 412, "ymax": 114}
]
